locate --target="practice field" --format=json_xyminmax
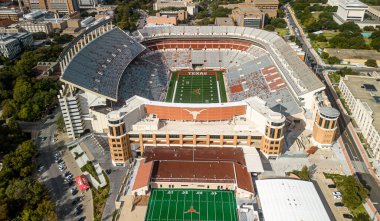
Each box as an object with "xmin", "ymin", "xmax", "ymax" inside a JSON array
[
  {"xmin": 145, "ymin": 189, "xmax": 238, "ymax": 221},
  {"xmin": 165, "ymin": 71, "xmax": 227, "ymax": 103}
]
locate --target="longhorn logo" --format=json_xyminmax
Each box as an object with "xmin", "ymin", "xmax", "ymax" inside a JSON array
[
  {"xmin": 183, "ymin": 109, "xmax": 206, "ymax": 120},
  {"xmin": 184, "ymin": 206, "xmax": 200, "ymax": 214}
]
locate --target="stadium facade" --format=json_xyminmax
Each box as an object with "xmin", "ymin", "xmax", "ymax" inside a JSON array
[{"xmin": 58, "ymin": 19, "xmax": 339, "ymax": 166}]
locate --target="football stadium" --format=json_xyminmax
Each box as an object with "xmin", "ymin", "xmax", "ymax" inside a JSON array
[{"xmin": 57, "ymin": 20, "xmax": 340, "ymax": 220}]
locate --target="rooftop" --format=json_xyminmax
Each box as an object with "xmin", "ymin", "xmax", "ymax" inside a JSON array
[
  {"xmin": 132, "ymin": 159, "xmax": 153, "ymax": 191},
  {"xmin": 324, "ymin": 48, "xmax": 380, "ymax": 61},
  {"xmin": 256, "ymin": 179, "xmax": 330, "ymax": 221},
  {"xmin": 151, "ymin": 160, "xmax": 254, "ymax": 193},
  {"xmin": 215, "ymin": 17, "xmax": 234, "ymax": 26},
  {"xmin": 143, "ymin": 146, "xmax": 247, "ymax": 166},
  {"xmin": 61, "ymin": 28, "xmax": 145, "ymax": 101},
  {"xmin": 342, "ymin": 75, "xmax": 380, "ymax": 132}
]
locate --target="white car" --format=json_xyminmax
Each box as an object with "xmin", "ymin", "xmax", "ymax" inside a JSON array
[
  {"xmin": 333, "ymin": 195, "xmax": 342, "ymax": 200},
  {"xmin": 333, "ymin": 191, "xmax": 342, "ymax": 196}
]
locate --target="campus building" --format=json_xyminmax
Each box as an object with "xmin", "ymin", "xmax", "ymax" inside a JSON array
[
  {"xmin": 339, "ymin": 75, "xmax": 380, "ymax": 161},
  {"xmin": 256, "ymin": 179, "xmax": 332, "ymax": 221},
  {"xmin": 26, "ymin": 0, "xmax": 79, "ymax": 14},
  {"xmin": 231, "ymin": 4, "xmax": 265, "ymax": 28},
  {"xmin": 333, "ymin": 0, "xmax": 368, "ymax": 23},
  {"xmin": 0, "ymin": 32, "xmax": 33, "ymax": 59},
  {"xmin": 244, "ymin": 0, "xmax": 279, "ymax": 17}
]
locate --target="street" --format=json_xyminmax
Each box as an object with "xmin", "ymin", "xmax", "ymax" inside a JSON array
[{"xmin": 285, "ymin": 5, "xmax": 380, "ymax": 212}]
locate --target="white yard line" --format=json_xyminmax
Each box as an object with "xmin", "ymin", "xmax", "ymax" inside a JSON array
[
  {"xmin": 172, "ymin": 79, "xmax": 179, "ymax": 103},
  {"xmin": 216, "ymin": 80, "xmax": 221, "ymax": 103}
]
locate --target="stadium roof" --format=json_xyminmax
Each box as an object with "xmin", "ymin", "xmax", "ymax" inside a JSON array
[
  {"xmin": 61, "ymin": 28, "xmax": 145, "ymax": 101},
  {"xmin": 256, "ymin": 179, "xmax": 330, "ymax": 221}
]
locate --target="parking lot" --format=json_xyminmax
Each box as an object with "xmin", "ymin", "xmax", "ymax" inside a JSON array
[
  {"xmin": 35, "ymin": 115, "xmax": 92, "ymax": 221},
  {"xmin": 314, "ymin": 173, "xmax": 354, "ymax": 221}
]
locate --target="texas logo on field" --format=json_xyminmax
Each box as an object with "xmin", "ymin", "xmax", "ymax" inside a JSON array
[{"xmin": 184, "ymin": 206, "xmax": 200, "ymax": 214}]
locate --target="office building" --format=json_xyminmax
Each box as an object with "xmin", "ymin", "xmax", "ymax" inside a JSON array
[
  {"xmin": 244, "ymin": 0, "xmax": 279, "ymax": 17},
  {"xmin": 0, "ymin": 32, "xmax": 33, "ymax": 59}
]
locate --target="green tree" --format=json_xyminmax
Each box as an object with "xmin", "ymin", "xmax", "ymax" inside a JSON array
[
  {"xmin": 327, "ymin": 56, "xmax": 340, "ymax": 64},
  {"xmin": 264, "ymin": 24, "xmax": 275, "ymax": 31},
  {"xmin": 298, "ymin": 165, "xmax": 310, "ymax": 180},
  {"xmin": 371, "ymin": 37, "xmax": 380, "ymax": 51},
  {"xmin": 365, "ymin": 59, "xmax": 377, "ymax": 67},
  {"xmin": 270, "ymin": 18, "xmax": 287, "ymax": 28},
  {"xmin": 57, "ymin": 113, "xmax": 65, "ymax": 132},
  {"xmin": 339, "ymin": 22, "xmax": 361, "ymax": 33},
  {"xmin": 363, "ymin": 26, "xmax": 375, "ymax": 32},
  {"xmin": 32, "ymin": 32, "xmax": 48, "ymax": 40},
  {"xmin": 321, "ymin": 51, "xmax": 329, "ymax": 59},
  {"xmin": 13, "ymin": 78, "xmax": 33, "ymax": 104}
]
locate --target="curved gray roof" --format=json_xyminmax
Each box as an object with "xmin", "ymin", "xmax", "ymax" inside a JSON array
[
  {"xmin": 320, "ymin": 106, "xmax": 340, "ymax": 118},
  {"xmin": 61, "ymin": 28, "xmax": 145, "ymax": 101}
]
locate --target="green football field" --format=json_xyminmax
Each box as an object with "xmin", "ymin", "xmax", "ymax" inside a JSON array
[
  {"xmin": 145, "ymin": 189, "xmax": 238, "ymax": 221},
  {"xmin": 165, "ymin": 71, "xmax": 227, "ymax": 103}
]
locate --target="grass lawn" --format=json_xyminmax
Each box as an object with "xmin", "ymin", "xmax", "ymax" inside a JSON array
[
  {"xmin": 323, "ymin": 30, "xmax": 339, "ymax": 40},
  {"xmin": 146, "ymin": 189, "xmax": 238, "ymax": 221},
  {"xmin": 276, "ymin": 28, "xmax": 289, "ymax": 37},
  {"xmin": 81, "ymin": 161, "xmax": 100, "ymax": 183}
]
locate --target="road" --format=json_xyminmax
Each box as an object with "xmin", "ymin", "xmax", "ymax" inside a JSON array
[{"xmin": 285, "ymin": 5, "xmax": 380, "ymax": 213}]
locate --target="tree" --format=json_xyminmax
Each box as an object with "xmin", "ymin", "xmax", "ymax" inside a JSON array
[
  {"xmin": 57, "ymin": 113, "xmax": 65, "ymax": 132},
  {"xmin": 53, "ymin": 34, "xmax": 74, "ymax": 44},
  {"xmin": 270, "ymin": 18, "xmax": 287, "ymax": 28},
  {"xmin": 371, "ymin": 37, "xmax": 380, "ymax": 51},
  {"xmin": 365, "ymin": 59, "xmax": 377, "ymax": 67},
  {"xmin": 321, "ymin": 51, "xmax": 329, "ymax": 59},
  {"xmin": 327, "ymin": 56, "xmax": 340, "ymax": 64},
  {"xmin": 338, "ymin": 21, "xmax": 361, "ymax": 34},
  {"xmin": 363, "ymin": 26, "xmax": 375, "ymax": 32},
  {"xmin": 264, "ymin": 25, "xmax": 275, "ymax": 31},
  {"xmin": 13, "ymin": 78, "xmax": 33, "ymax": 104},
  {"xmin": 32, "ymin": 32, "xmax": 48, "ymax": 40},
  {"xmin": 298, "ymin": 165, "xmax": 310, "ymax": 180}
]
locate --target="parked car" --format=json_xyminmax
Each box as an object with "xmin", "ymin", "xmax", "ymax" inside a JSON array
[
  {"xmin": 333, "ymin": 195, "xmax": 342, "ymax": 200},
  {"xmin": 75, "ymin": 208, "xmax": 82, "ymax": 216},
  {"xmin": 71, "ymin": 187, "xmax": 78, "ymax": 195},
  {"xmin": 332, "ymin": 191, "xmax": 342, "ymax": 196},
  {"xmin": 78, "ymin": 217, "xmax": 85, "ymax": 221},
  {"xmin": 71, "ymin": 197, "xmax": 80, "ymax": 205},
  {"xmin": 343, "ymin": 214, "xmax": 353, "ymax": 219},
  {"xmin": 37, "ymin": 164, "xmax": 44, "ymax": 172},
  {"xmin": 327, "ymin": 184, "xmax": 336, "ymax": 188},
  {"xmin": 334, "ymin": 202, "xmax": 344, "ymax": 207}
]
